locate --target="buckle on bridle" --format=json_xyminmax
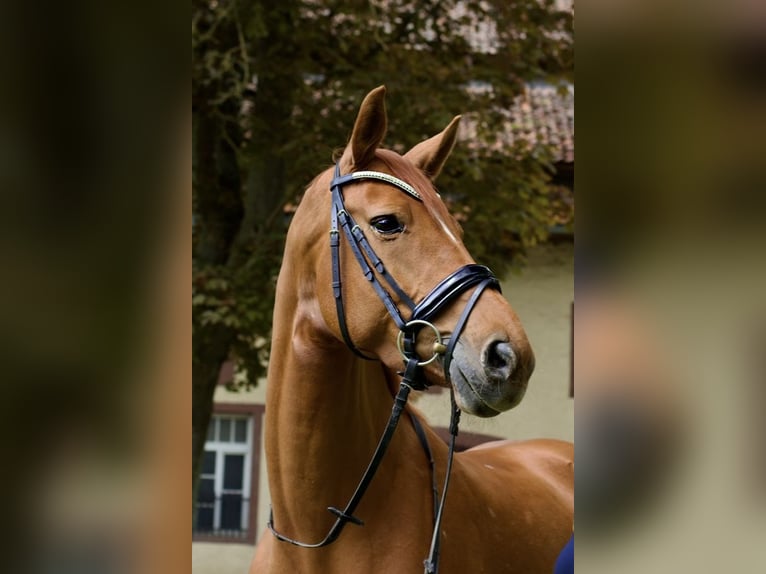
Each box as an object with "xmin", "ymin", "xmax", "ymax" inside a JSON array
[{"xmin": 396, "ymin": 319, "xmax": 446, "ymax": 367}]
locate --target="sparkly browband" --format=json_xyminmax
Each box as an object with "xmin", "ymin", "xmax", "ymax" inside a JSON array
[{"xmin": 330, "ymin": 170, "xmax": 422, "ymax": 201}]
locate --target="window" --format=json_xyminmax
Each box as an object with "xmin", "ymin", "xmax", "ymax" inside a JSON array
[{"xmin": 195, "ymin": 415, "xmax": 253, "ymax": 540}]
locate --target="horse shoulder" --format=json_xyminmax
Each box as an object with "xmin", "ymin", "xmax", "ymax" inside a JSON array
[
  {"xmin": 438, "ymin": 439, "xmax": 572, "ymax": 573},
  {"xmin": 462, "ymin": 438, "xmax": 574, "ymax": 501},
  {"xmin": 465, "ymin": 437, "xmax": 572, "ymax": 464}
]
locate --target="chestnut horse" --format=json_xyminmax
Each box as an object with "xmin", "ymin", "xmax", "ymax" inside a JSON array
[{"xmin": 250, "ymin": 86, "xmax": 573, "ymax": 574}]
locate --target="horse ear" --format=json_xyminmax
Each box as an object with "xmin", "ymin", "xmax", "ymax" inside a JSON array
[
  {"xmin": 404, "ymin": 115, "xmax": 462, "ymax": 181},
  {"xmin": 341, "ymin": 86, "xmax": 388, "ymax": 171}
]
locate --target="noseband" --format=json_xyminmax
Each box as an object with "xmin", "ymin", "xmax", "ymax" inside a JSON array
[{"xmin": 268, "ymin": 162, "xmax": 501, "ymax": 574}]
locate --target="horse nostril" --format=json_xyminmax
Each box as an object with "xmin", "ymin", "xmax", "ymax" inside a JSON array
[{"xmin": 484, "ymin": 341, "xmax": 515, "ymax": 379}]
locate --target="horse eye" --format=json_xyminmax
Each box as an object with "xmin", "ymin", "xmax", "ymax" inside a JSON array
[{"xmin": 370, "ymin": 215, "xmax": 404, "ymax": 235}]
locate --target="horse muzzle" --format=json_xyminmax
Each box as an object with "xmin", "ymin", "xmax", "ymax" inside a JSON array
[{"xmin": 448, "ymin": 337, "xmax": 534, "ymax": 417}]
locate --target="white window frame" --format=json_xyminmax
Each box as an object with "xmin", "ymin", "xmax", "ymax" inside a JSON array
[{"xmin": 199, "ymin": 414, "xmax": 253, "ymax": 533}]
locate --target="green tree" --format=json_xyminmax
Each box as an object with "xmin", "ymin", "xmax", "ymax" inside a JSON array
[{"xmin": 192, "ymin": 0, "xmax": 573, "ymax": 498}]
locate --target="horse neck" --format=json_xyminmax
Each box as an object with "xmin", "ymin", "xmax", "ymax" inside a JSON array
[{"xmin": 264, "ymin": 289, "xmax": 415, "ymax": 544}]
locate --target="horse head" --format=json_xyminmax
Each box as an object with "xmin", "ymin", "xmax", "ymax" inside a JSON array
[{"xmin": 289, "ymin": 86, "xmax": 535, "ymax": 417}]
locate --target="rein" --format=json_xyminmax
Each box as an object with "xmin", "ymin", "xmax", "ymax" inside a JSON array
[{"xmin": 268, "ymin": 163, "xmax": 500, "ymax": 573}]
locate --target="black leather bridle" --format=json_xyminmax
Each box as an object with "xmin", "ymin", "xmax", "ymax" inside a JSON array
[{"xmin": 268, "ymin": 162, "xmax": 501, "ymax": 574}]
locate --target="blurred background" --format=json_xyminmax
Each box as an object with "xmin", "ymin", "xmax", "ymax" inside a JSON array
[
  {"xmin": 0, "ymin": 0, "xmax": 187, "ymax": 572},
  {"xmin": 576, "ymin": 0, "xmax": 766, "ymax": 571}
]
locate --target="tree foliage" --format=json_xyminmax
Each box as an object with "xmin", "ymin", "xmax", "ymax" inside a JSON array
[{"xmin": 192, "ymin": 0, "xmax": 573, "ymax": 487}]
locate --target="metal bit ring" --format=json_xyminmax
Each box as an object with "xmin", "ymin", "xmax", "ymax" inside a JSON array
[{"xmin": 396, "ymin": 319, "xmax": 445, "ymax": 366}]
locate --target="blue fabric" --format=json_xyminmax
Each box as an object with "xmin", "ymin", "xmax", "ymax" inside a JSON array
[{"xmin": 554, "ymin": 534, "xmax": 574, "ymax": 574}]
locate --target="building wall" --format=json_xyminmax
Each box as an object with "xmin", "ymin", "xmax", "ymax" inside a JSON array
[{"xmin": 192, "ymin": 242, "xmax": 573, "ymax": 574}]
